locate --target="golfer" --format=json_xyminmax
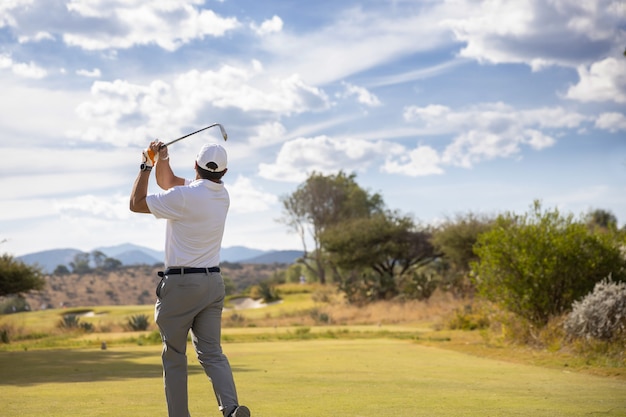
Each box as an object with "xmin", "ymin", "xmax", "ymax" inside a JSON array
[{"xmin": 130, "ymin": 140, "xmax": 250, "ymax": 417}]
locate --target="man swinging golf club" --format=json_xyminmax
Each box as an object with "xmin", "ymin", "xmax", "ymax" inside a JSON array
[{"xmin": 130, "ymin": 135, "xmax": 250, "ymax": 417}]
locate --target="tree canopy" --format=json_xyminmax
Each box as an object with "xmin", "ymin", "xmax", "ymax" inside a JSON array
[
  {"xmin": 0, "ymin": 253, "xmax": 45, "ymax": 297},
  {"xmin": 280, "ymin": 171, "xmax": 384, "ymax": 284},
  {"xmin": 321, "ymin": 211, "xmax": 439, "ymax": 302}
]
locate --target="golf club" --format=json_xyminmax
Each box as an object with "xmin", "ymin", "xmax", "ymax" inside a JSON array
[
  {"xmin": 163, "ymin": 123, "xmax": 228, "ymax": 148},
  {"xmin": 148, "ymin": 123, "xmax": 228, "ymax": 161}
]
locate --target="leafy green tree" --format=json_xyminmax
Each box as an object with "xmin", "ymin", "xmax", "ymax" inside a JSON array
[
  {"xmin": 102, "ymin": 257, "xmax": 122, "ymax": 271},
  {"xmin": 0, "ymin": 253, "xmax": 45, "ymax": 297},
  {"xmin": 280, "ymin": 171, "xmax": 384, "ymax": 284},
  {"xmin": 70, "ymin": 253, "xmax": 91, "ymax": 274},
  {"xmin": 431, "ymin": 212, "xmax": 495, "ymax": 296},
  {"xmin": 472, "ymin": 201, "xmax": 626, "ymax": 326},
  {"xmin": 321, "ymin": 211, "xmax": 439, "ymax": 302}
]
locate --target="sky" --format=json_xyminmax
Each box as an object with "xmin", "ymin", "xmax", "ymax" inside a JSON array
[{"xmin": 1, "ymin": 0, "xmax": 626, "ymax": 258}]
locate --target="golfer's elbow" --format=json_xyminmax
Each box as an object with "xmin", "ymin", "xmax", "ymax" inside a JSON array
[{"xmin": 129, "ymin": 197, "xmax": 150, "ymax": 213}]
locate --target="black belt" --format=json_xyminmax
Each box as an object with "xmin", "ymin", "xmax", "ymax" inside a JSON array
[{"xmin": 163, "ymin": 267, "xmax": 220, "ymax": 275}]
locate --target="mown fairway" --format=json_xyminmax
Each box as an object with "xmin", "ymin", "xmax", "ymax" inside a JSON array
[{"xmin": 2, "ymin": 338, "xmax": 625, "ymax": 417}]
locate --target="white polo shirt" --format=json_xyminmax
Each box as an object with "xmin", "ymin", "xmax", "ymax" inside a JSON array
[{"xmin": 146, "ymin": 179, "xmax": 229, "ymax": 268}]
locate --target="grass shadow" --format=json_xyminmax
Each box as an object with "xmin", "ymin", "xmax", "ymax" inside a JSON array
[{"xmin": 0, "ymin": 347, "xmax": 250, "ymax": 386}]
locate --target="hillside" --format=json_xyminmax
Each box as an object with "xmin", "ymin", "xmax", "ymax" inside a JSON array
[{"xmin": 23, "ymin": 263, "xmax": 287, "ymax": 310}]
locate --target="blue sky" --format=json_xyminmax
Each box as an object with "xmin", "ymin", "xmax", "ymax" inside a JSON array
[{"xmin": 1, "ymin": 0, "xmax": 625, "ymax": 257}]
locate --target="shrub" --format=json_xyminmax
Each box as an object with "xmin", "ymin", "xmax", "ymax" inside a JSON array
[
  {"xmin": 79, "ymin": 322, "xmax": 94, "ymax": 332},
  {"xmin": 0, "ymin": 325, "xmax": 11, "ymax": 343},
  {"xmin": 447, "ymin": 304, "xmax": 490, "ymax": 331},
  {"xmin": 309, "ymin": 308, "xmax": 331, "ymax": 324},
  {"xmin": 126, "ymin": 314, "xmax": 150, "ymax": 331},
  {"xmin": 472, "ymin": 201, "xmax": 626, "ymax": 326},
  {"xmin": 400, "ymin": 270, "xmax": 439, "ymax": 301},
  {"xmin": 564, "ymin": 277, "xmax": 626, "ymax": 342},
  {"xmin": 58, "ymin": 314, "xmax": 80, "ymax": 329},
  {"xmin": 251, "ymin": 281, "xmax": 281, "ymax": 303},
  {"xmin": 0, "ymin": 295, "xmax": 31, "ymax": 314}
]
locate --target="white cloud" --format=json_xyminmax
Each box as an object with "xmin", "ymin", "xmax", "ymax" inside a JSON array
[
  {"xmin": 175, "ymin": 68, "xmax": 330, "ymax": 114},
  {"xmin": 251, "ymin": 15, "xmax": 283, "ymax": 36},
  {"xmin": 18, "ymin": 31, "xmax": 54, "ymax": 43},
  {"xmin": 249, "ymin": 122, "xmax": 287, "ymax": 147},
  {"xmin": 383, "ymin": 145, "xmax": 444, "ymax": 177},
  {"xmin": 54, "ymin": 194, "xmax": 131, "ymax": 221},
  {"xmin": 403, "ymin": 102, "xmax": 591, "ymax": 168},
  {"xmin": 339, "ymin": 82, "xmax": 381, "ymax": 107},
  {"xmin": 71, "ymin": 64, "xmax": 331, "ymax": 146},
  {"xmin": 0, "ymin": 0, "xmax": 32, "ymax": 28},
  {"xmin": 0, "ymin": 53, "xmax": 47, "ymax": 78},
  {"xmin": 228, "ymin": 175, "xmax": 279, "ymax": 213},
  {"xmin": 62, "ymin": 1, "xmax": 239, "ymax": 51},
  {"xmin": 258, "ymin": 135, "xmax": 400, "ymax": 182},
  {"xmin": 595, "ymin": 112, "xmax": 626, "ymax": 132},
  {"xmin": 76, "ymin": 68, "xmax": 101, "ymax": 78},
  {"xmin": 258, "ymin": 5, "xmax": 452, "ymax": 85},
  {"xmin": 566, "ymin": 57, "xmax": 626, "ymax": 103},
  {"xmin": 444, "ymin": 0, "xmax": 624, "ymax": 70}
]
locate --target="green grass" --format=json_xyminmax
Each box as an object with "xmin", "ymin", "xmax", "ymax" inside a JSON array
[{"xmin": 1, "ymin": 339, "xmax": 625, "ymax": 417}]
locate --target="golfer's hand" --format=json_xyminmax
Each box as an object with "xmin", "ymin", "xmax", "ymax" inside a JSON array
[
  {"xmin": 155, "ymin": 141, "xmax": 169, "ymax": 162},
  {"xmin": 142, "ymin": 141, "xmax": 159, "ymax": 167}
]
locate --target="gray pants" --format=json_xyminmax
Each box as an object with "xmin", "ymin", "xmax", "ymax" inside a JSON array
[{"xmin": 155, "ymin": 270, "xmax": 238, "ymax": 417}]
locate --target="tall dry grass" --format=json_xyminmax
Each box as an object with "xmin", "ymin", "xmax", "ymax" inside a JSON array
[{"xmin": 224, "ymin": 287, "xmax": 464, "ymax": 328}]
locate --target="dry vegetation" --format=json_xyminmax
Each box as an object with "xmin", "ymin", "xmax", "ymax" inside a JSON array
[
  {"xmin": 23, "ymin": 263, "xmax": 285, "ymax": 310},
  {"xmin": 225, "ymin": 289, "xmax": 462, "ymax": 329}
]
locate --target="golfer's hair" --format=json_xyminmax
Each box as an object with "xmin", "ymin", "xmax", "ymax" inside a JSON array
[{"xmin": 197, "ymin": 165, "xmax": 226, "ymax": 181}]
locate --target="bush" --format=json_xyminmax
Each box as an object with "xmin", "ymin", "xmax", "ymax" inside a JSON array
[
  {"xmin": 58, "ymin": 314, "xmax": 80, "ymax": 329},
  {"xmin": 472, "ymin": 201, "xmax": 626, "ymax": 326},
  {"xmin": 126, "ymin": 314, "xmax": 150, "ymax": 331},
  {"xmin": 447, "ymin": 304, "xmax": 490, "ymax": 331},
  {"xmin": 1, "ymin": 325, "xmax": 11, "ymax": 343},
  {"xmin": 400, "ymin": 270, "xmax": 439, "ymax": 301},
  {"xmin": 564, "ymin": 277, "xmax": 626, "ymax": 342},
  {"xmin": 251, "ymin": 281, "xmax": 281, "ymax": 303},
  {"xmin": 0, "ymin": 295, "xmax": 31, "ymax": 314}
]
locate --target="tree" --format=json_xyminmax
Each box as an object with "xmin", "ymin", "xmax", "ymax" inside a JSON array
[
  {"xmin": 102, "ymin": 257, "xmax": 122, "ymax": 271},
  {"xmin": 585, "ymin": 208, "xmax": 618, "ymax": 231},
  {"xmin": 431, "ymin": 212, "xmax": 495, "ymax": 296},
  {"xmin": 0, "ymin": 253, "xmax": 45, "ymax": 297},
  {"xmin": 472, "ymin": 201, "xmax": 626, "ymax": 326},
  {"xmin": 280, "ymin": 171, "xmax": 384, "ymax": 284},
  {"xmin": 53, "ymin": 265, "xmax": 71, "ymax": 276},
  {"xmin": 69, "ymin": 253, "xmax": 91, "ymax": 274},
  {"xmin": 321, "ymin": 211, "xmax": 439, "ymax": 302},
  {"xmin": 91, "ymin": 250, "xmax": 107, "ymax": 269}
]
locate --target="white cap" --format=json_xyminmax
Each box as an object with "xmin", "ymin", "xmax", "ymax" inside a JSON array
[{"xmin": 196, "ymin": 143, "xmax": 227, "ymax": 172}]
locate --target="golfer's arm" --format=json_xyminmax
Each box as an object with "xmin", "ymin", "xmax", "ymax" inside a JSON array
[
  {"xmin": 155, "ymin": 158, "xmax": 184, "ymax": 189},
  {"xmin": 129, "ymin": 170, "xmax": 151, "ymax": 213}
]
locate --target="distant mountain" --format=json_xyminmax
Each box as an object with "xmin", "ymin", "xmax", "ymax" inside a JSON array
[
  {"xmin": 95, "ymin": 243, "xmax": 164, "ymax": 263},
  {"xmin": 242, "ymin": 250, "xmax": 303, "ymax": 264},
  {"xmin": 17, "ymin": 243, "xmax": 303, "ymax": 273},
  {"xmin": 221, "ymin": 246, "xmax": 265, "ymax": 262},
  {"xmin": 17, "ymin": 248, "xmax": 83, "ymax": 274},
  {"xmin": 111, "ymin": 250, "xmax": 161, "ymax": 266}
]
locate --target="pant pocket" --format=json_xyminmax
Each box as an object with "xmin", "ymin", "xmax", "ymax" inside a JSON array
[{"xmin": 156, "ymin": 271, "xmax": 166, "ymax": 298}]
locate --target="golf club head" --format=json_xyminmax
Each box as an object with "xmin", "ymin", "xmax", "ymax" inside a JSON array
[{"xmin": 218, "ymin": 124, "xmax": 228, "ymax": 141}]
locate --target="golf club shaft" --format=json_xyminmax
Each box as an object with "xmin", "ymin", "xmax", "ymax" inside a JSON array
[
  {"xmin": 163, "ymin": 123, "xmax": 227, "ymax": 148},
  {"xmin": 147, "ymin": 124, "xmax": 227, "ymax": 161}
]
